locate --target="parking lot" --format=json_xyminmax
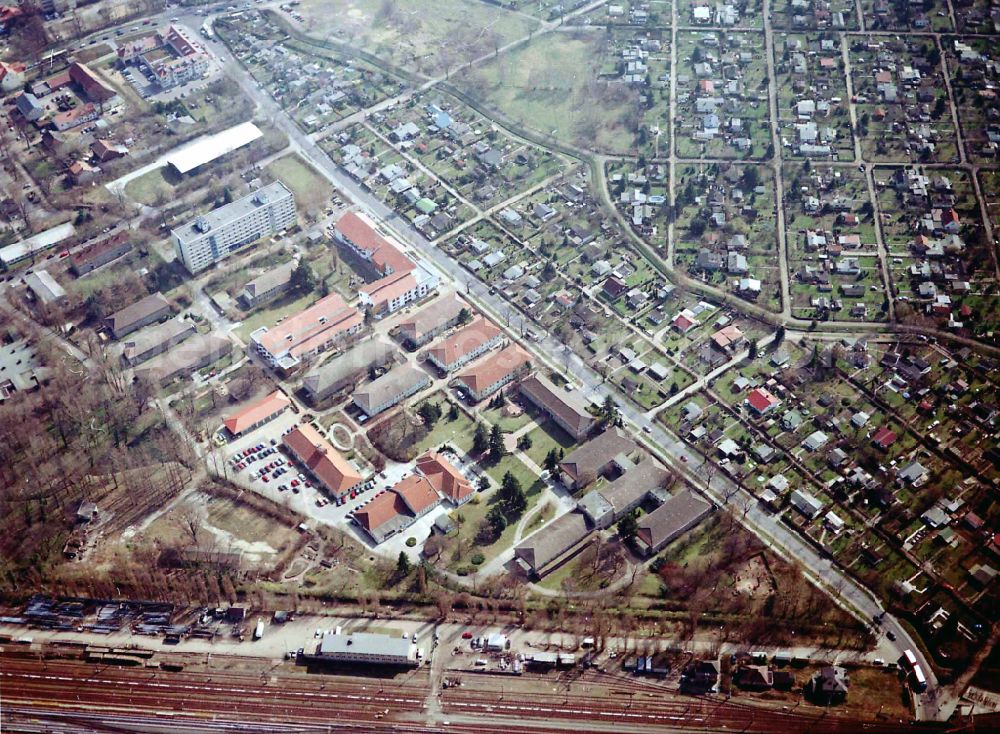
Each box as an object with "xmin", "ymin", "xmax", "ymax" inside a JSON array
[{"xmin": 209, "ymin": 408, "xmax": 457, "ymax": 558}]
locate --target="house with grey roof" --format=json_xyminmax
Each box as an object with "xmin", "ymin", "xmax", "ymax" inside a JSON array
[
  {"xmin": 351, "ymin": 364, "xmax": 428, "ymax": 417},
  {"xmin": 790, "ymin": 489, "xmax": 823, "ymax": 519},
  {"xmin": 106, "ymin": 293, "xmax": 172, "ymax": 339},
  {"xmin": 519, "ymin": 374, "xmax": 595, "ymax": 441},
  {"xmin": 240, "ymin": 260, "xmax": 297, "ymax": 309},
  {"xmin": 514, "ymin": 511, "xmax": 592, "ymax": 578},
  {"xmin": 635, "ymin": 490, "xmax": 714, "ymax": 556},
  {"xmin": 303, "ymin": 337, "xmax": 399, "ymax": 403},
  {"xmin": 577, "ymin": 458, "xmax": 672, "ymax": 529}
]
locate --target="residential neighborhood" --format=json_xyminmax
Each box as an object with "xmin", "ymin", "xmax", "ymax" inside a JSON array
[{"xmin": 0, "ymin": 0, "xmax": 996, "ymax": 732}]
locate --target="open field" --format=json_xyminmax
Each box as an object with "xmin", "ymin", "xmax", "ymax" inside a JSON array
[
  {"xmin": 296, "ymin": 0, "xmax": 539, "ymax": 77},
  {"xmin": 458, "ymin": 31, "xmax": 641, "ymax": 154},
  {"xmin": 264, "ymin": 154, "xmax": 334, "ymax": 220}
]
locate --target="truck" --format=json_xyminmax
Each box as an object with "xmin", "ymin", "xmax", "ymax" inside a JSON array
[
  {"xmin": 253, "ymin": 620, "xmax": 264, "ymax": 640},
  {"xmin": 902, "ymin": 649, "xmax": 918, "ymax": 668},
  {"xmin": 912, "ymin": 664, "xmax": 927, "ymax": 692}
]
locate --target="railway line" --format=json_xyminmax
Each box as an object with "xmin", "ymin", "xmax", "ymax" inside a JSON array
[{"xmin": 1, "ymin": 654, "xmax": 942, "ymax": 733}]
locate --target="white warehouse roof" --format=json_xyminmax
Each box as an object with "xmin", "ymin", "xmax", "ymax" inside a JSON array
[{"xmin": 166, "ymin": 121, "xmax": 263, "ymax": 174}]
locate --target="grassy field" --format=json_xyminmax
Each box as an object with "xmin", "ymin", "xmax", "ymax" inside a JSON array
[
  {"xmin": 524, "ymin": 420, "xmax": 577, "ymax": 468},
  {"xmin": 123, "ymin": 166, "xmax": 180, "ymax": 206},
  {"xmin": 459, "ymin": 32, "xmax": 640, "ymax": 154},
  {"xmin": 296, "ymin": 0, "xmax": 538, "ymax": 77},
  {"xmin": 264, "ymin": 154, "xmax": 333, "ymax": 221},
  {"xmin": 412, "ymin": 395, "xmax": 479, "ymax": 455}
]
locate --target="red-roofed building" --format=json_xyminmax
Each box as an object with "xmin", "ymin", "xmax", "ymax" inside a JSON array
[
  {"xmin": 391, "ymin": 474, "xmax": 441, "ymax": 517},
  {"xmin": 455, "ymin": 343, "xmax": 532, "ymax": 402},
  {"xmin": 0, "ymin": 60, "xmax": 25, "ymax": 93},
  {"xmin": 872, "ymin": 426, "xmax": 897, "ymax": 450},
  {"xmin": 745, "ymin": 387, "xmax": 780, "ymax": 416},
  {"xmin": 416, "ymin": 452, "xmax": 474, "ymax": 505},
  {"xmin": 353, "ymin": 490, "xmax": 410, "ymax": 544},
  {"xmin": 283, "ymin": 424, "xmax": 364, "ymax": 499},
  {"xmin": 672, "ymin": 311, "xmax": 698, "ymax": 334},
  {"xmin": 69, "ymin": 62, "xmax": 117, "ymax": 103},
  {"xmin": 941, "ymin": 208, "xmax": 960, "ymax": 233},
  {"xmin": 223, "ymin": 391, "xmax": 291, "ymax": 437},
  {"xmin": 335, "ymin": 211, "xmax": 414, "ymax": 277},
  {"xmin": 427, "ymin": 317, "xmax": 502, "ymax": 373},
  {"xmin": 251, "ymin": 293, "xmax": 364, "ymax": 373}
]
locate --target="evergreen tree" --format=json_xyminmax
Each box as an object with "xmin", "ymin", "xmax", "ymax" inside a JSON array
[
  {"xmin": 617, "ymin": 510, "xmax": 639, "ymax": 543},
  {"xmin": 472, "ymin": 424, "xmax": 488, "ymax": 454},
  {"xmin": 488, "ymin": 424, "xmax": 506, "ymax": 462},
  {"xmin": 543, "ymin": 448, "xmax": 560, "ymax": 473},
  {"xmin": 396, "ymin": 552, "xmax": 412, "ymax": 578}
]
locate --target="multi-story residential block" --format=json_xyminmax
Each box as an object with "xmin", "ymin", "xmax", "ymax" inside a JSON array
[
  {"xmin": 351, "ymin": 364, "xmax": 429, "ymax": 417},
  {"xmin": 426, "ymin": 317, "xmax": 501, "ymax": 373},
  {"xmin": 395, "ymin": 293, "xmax": 466, "ymax": 349},
  {"xmin": 171, "ymin": 181, "xmax": 296, "ymax": 273},
  {"xmin": 454, "ymin": 343, "xmax": 532, "ymax": 403},
  {"xmin": 250, "ymin": 293, "xmax": 363, "ymax": 373}
]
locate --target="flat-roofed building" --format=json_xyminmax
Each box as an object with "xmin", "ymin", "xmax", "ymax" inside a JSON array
[
  {"xmin": 634, "ymin": 490, "xmax": 713, "ymax": 556},
  {"xmin": 172, "ymin": 181, "xmax": 296, "ymax": 274},
  {"xmin": 121, "ymin": 317, "xmax": 195, "ymax": 366},
  {"xmin": 396, "ymin": 293, "xmax": 467, "ymax": 348},
  {"xmin": 455, "ymin": 343, "xmax": 531, "ymax": 403},
  {"xmin": 134, "ymin": 333, "xmax": 232, "ymax": 385},
  {"xmin": 0, "ymin": 336, "xmax": 50, "ymax": 401},
  {"xmin": 70, "ymin": 231, "xmax": 132, "ymax": 275},
  {"xmin": 223, "ymin": 390, "xmax": 291, "ymax": 437},
  {"xmin": 106, "ymin": 293, "xmax": 172, "ymax": 339},
  {"xmin": 514, "ymin": 511, "xmax": 592, "ymax": 578},
  {"xmin": 316, "ymin": 631, "xmax": 417, "ymax": 667},
  {"xmin": 240, "ymin": 260, "xmax": 296, "ymax": 309},
  {"xmin": 519, "ymin": 374, "xmax": 595, "ymax": 440},
  {"xmin": 251, "ymin": 293, "xmax": 364, "ymax": 373},
  {"xmin": 282, "ymin": 424, "xmax": 364, "ymax": 500},
  {"xmin": 559, "ymin": 427, "xmax": 638, "ymax": 490},
  {"xmin": 351, "ymin": 364, "xmax": 429, "ymax": 417},
  {"xmin": 302, "ymin": 337, "xmax": 399, "ymax": 403},
  {"xmin": 427, "ymin": 317, "xmax": 502, "ymax": 373}
]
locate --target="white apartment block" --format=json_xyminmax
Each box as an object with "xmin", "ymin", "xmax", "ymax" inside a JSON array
[{"xmin": 171, "ymin": 181, "xmax": 296, "ymax": 274}]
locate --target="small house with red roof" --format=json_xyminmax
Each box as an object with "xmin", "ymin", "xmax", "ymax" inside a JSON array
[{"xmin": 745, "ymin": 387, "xmax": 780, "ymax": 416}]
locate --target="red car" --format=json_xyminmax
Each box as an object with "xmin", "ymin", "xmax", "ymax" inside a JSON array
[
  {"xmin": 291, "ymin": 480, "xmax": 300, "ymax": 487},
  {"xmin": 262, "ymin": 476, "xmax": 270, "ymax": 483},
  {"xmin": 461, "ymin": 631, "xmax": 473, "ymax": 639}
]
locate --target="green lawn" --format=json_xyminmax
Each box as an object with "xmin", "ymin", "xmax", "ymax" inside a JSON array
[
  {"xmin": 296, "ymin": 0, "xmax": 539, "ymax": 77},
  {"xmin": 123, "ymin": 166, "xmax": 180, "ymax": 206},
  {"xmin": 480, "ymin": 402, "xmax": 535, "ymax": 434},
  {"xmin": 264, "ymin": 153, "xmax": 333, "ymax": 219},
  {"xmin": 413, "ymin": 395, "xmax": 478, "ymax": 455},
  {"xmin": 523, "ymin": 420, "xmax": 577, "ymax": 468},
  {"xmin": 459, "ymin": 32, "xmax": 640, "ymax": 154},
  {"xmin": 447, "ymin": 452, "xmax": 546, "ymax": 569}
]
